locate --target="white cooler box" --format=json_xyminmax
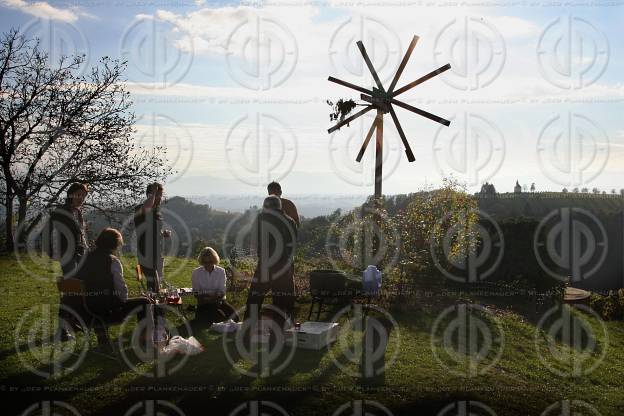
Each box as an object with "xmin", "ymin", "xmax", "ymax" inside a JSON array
[{"xmin": 286, "ymin": 322, "xmax": 339, "ymax": 350}]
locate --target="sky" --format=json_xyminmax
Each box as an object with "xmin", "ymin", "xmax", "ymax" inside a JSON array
[{"xmin": 1, "ymin": 0, "xmax": 623, "ymax": 199}]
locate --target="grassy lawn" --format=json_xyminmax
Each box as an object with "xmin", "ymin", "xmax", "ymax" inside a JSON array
[{"xmin": 1, "ymin": 253, "xmax": 623, "ymax": 416}]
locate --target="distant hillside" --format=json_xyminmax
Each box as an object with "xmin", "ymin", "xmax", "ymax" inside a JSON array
[
  {"xmin": 86, "ymin": 196, "xmax": 343, "ymax": 259},
  {"xmin": 477, "ymin": 192, "xmax": 624, "ymax": 219},
  {"xmin": 185, "ymin": 194, "xmax": 368, "ymax": 218}
]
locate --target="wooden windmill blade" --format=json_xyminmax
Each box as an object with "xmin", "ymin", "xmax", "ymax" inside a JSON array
[
  {"xmin": 327, "ymin": 105, "xmax": 375, "ymax": 133},
  {"xmin": 388, "ymin": 35, "xmax": 419, "ymax": 94},
  {"xmin": 356, "ymin": 116, "xmax": 379, "ymax": 162},
  {"xmin": 392, "ymin": 63, "xmax": 451, "ymax": 97},
  {"xmin": 356, "ymin": 41, "xmax": 385, "ymax": 92},
  {"xmin": 328, "ymin": 76, "xmax": 372, "ymax": 95},
  {"xmin": 389, "ymin": 98, "xmax": 451, "ymax": 126},
  {"xmin": 388, "ymin": 106, "xmax": 416, "ymax": 162}
]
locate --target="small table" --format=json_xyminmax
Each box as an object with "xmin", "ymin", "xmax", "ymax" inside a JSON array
[{"xmin": 157, "ymin": 288, "xmax": 194, "ymax": 319}]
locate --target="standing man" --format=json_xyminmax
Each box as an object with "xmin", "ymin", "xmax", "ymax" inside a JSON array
[
  {"xmin": 134, "ymin": 183, "xmax": 170, "ymax": 293},
  {"xmin": 267, "ymin": 181, "xmax": 300, "ymax": 227},
  {"xmin": 50, "ymin": 182, "xmax": 89, "ymax": 277},
  {"xmin": 49, "ymin": 182, "xmax": 89, "ymax": 341},
  {"xmin": 244, "ymin": 196, "xmax": 297, "ymax": 328}
]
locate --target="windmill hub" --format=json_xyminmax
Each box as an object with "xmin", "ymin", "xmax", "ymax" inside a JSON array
[{"xmin": 370, "ymin": 87, "xmax": 391, "ymax": 113}]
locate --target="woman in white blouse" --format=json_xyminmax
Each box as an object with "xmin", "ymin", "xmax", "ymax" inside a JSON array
[{"xmin": 191, "ymin": 247, "xmax": 239, "ymax": 323}]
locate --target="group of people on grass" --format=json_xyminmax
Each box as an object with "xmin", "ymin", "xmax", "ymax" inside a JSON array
[{"xmin": 50, "ymin": 181, "xmax": 300, "ymax": 345}]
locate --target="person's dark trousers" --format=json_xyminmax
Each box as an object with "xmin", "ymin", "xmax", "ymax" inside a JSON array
[
  {"xmin": 219, "ymin": 300, "xmax": 239, "ymax": 322},
  {"xmin": 271, "ymin": 269, "xmax": 295, "ymax": 327},
  {"xmin": 244, "ymin": 268, "xmax": 270, "ymax": 321},
  {"xmin": 101, "ymin": 297, "xmax": 153, "ymax": 346},
  {"xmin": 140, "ymin": 265, "xmax": 160, "ymax": 293},
  {"xmin": 244, "ymin": 262, "xmax": 294, "ymax": 327},
  {"xmin": 139, "ymin": 265, "xmax": 164, "ymax": 338},
  {"xmin": 196, "ymin": 300, "xmax": 239, "ymax": 324},
  {"xmin": 56, "ymin": 254, "xmax": 83, "ymax": 341}
]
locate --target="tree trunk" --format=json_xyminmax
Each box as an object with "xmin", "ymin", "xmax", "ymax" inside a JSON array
[
  {"xmin": 15, "ymin": 195, "xmax": 28, "ymax": 249},
  {"xmin": 4, "ymin": 192, "xmax": 14, "ymax": 252}
]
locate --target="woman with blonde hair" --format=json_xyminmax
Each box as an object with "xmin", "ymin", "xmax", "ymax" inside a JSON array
[{"xmin": 191, "ymin": 247, "xmax": 238, "ymax": 324}]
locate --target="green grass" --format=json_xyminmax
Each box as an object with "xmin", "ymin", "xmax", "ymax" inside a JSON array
[{"xmin": 1, "ymin": 254, "xmax": 623, "ymax": 416}]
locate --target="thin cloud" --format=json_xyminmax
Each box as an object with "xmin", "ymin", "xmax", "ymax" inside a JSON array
[{"xmin": 1, "ymin": 0, "xmax": 79, "ymax": 23}]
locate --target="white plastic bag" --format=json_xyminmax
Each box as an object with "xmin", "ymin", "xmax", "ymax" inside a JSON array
[
  {"xmin": 161, "ymin": 335, "xmax": 204, "ymax": 357},
  {"xmin": 210, "ymin": 319, "xmax": 242, "ymax": 333}
]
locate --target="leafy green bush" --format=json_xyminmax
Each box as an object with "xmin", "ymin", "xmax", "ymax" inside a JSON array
[
  {"xmin": 602, "ymin": 290, "xmax": 623, "ymax": 321},
  {"xmin": 394, "ymin": 178, "xmax": 479, "ymax": 279},
  {"xmin": 590, "ymin": 293, "xmax": 606, "ymax": 319}
]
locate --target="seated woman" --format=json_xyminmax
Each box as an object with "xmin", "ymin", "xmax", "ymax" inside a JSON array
[
  {"xmin": 80, "ymin": 228, "xmax": 154, "ymax": 344},
  {"xmin": 191, "ymin": 247, "xmax": 239, "ymax": 324}
]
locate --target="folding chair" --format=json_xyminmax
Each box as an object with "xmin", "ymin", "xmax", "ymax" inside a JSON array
[{"xmin": 308, "ymin": 270, "xmax": 357, "ymax": 321}]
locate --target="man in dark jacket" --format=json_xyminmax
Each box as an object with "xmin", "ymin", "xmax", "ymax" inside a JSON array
[
  {"xmin": 49, "ymin": 183, "xmax": 89, "ymax": 277},
  {"xmin": 244, "ymin": 195, "xmax": 297, "ymax": 327},
  {"xmin": 133, "ymin": 183, "xmax": 170, "ymax": 293},
  {"xmin": 49, "ymin": 183, "xmax": 89, "ymax": 341}
]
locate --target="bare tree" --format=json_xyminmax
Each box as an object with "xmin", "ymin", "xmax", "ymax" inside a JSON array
[{"xmin": 0, "ymin": 29, "xmax": 171, "ymax": 251}]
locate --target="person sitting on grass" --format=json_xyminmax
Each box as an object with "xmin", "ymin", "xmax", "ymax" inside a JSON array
[
  {"xmin": 191, "ymin": 247, "xmax": 239, "ymax": 324},
  {"xmin": 80, "ymin": 228, "xmax": 154, "ymax": 346}
]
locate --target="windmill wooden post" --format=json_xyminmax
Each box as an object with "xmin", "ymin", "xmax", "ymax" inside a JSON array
[{"xmin": 327, "ymin": 35, "xmax": 452, "ymax": 266}]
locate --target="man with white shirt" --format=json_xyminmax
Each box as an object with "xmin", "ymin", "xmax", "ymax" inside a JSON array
[
  {"xmin": 80, "ymin": 228, "xmax": 154, "ymax": 345},
  {"xmin": 192, "ymin": 247, "xmax": 238, "ymax": 324}
]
